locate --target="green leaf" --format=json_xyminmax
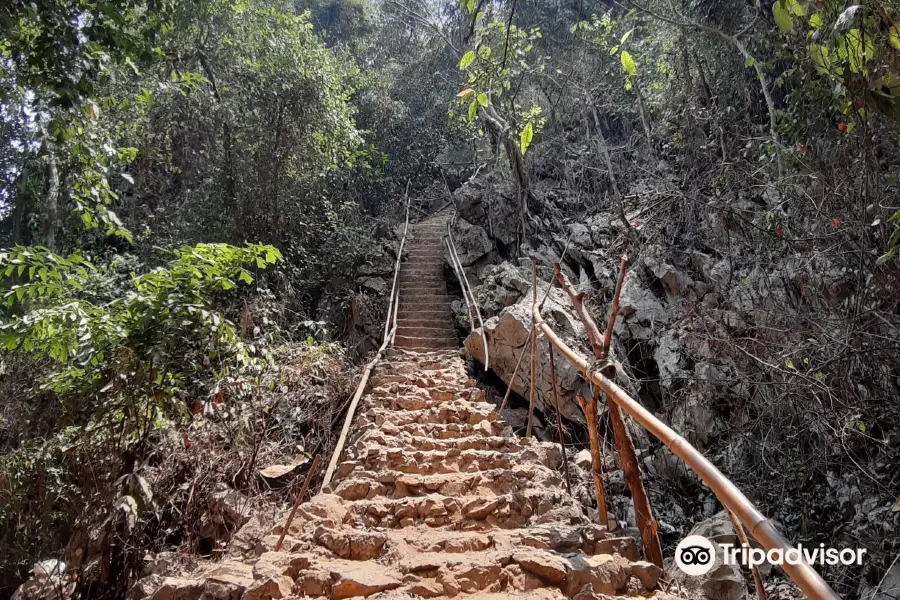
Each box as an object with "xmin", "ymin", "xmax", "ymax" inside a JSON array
[
  {"xmin": 238, "ymin": 271, "xmax": 253, "ymax": 285},
  {"xmin": 459, "ymin": 50, "xmax": 475, "ymax": 70},
  {"xmin": 609, "ymin": 46, "xmax": 619, "ymax": 55},
  {"xmin": 519, "ymin": 122, "xmax": 534, "ymax": 155},
  {"xmin": 467, "ymin": 99, "xmax": 477, "ymax": 121},
  {"xmin": 620, "ymin": 50, "xmax": 636, "ymax": 76},
  {"xmin": 476, "ymin": 93, "xmax": 488, "ymax": 107},
  {"xmin": 620, "ymin": 28, "xmax": 634, "ymax": 45},
  {"xmin": 890, "ymin": 24, "xmax": 900, "ymax": 52},
  {"xmin": 773, "ymin": 0, "xmax": 793, "ymax": 33},
  {"xmin": 809, "ymin": 13, "xmax": 822, "ymax": 28}
]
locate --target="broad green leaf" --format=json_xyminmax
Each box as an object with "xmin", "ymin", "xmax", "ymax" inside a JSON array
[
  {"xmin": 468, "ymin": 99, "xmax": 477, "ymax": 121},
  {"xmin": 609, "ymin": 46, "xmax": 619, "ymax": 56},
  {"xmin": 519, "ymin": 122, "xmax": 534, "ymax": 155},
  {"xmin": 809, "ymin": 13, "xmax": 822, "ymax": 28},
  {"xmin": 890, "ymin": 25, "xmax": 900, "ymax": 52},
  {"xmin": 477, "ymin": 93, "xmax": 488, "ymax": 107},
  {"xmin": 620, "ymin": 50, "xmax": 636, "ymax": 76},
  {"xmin": 773, "ymin": 0, "xmax": 793, "ymax": 33},
  {"xmin": 459, "ymin": 50, "xmax": 475, "ymax": 70}
]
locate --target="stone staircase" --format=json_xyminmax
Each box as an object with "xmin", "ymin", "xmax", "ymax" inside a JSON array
[
  {"xmin": 131, "ymin": 214, "xmax": 682, "ymax": 600},
  {"xmin": 395, "ymin": 216, "xmax": 457, "ymax": 351}
]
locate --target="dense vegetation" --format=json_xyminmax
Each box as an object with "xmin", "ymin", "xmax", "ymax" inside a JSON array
[{"xmin": 1, "ymin": 0, "xmax": 898, "ymax": 597}]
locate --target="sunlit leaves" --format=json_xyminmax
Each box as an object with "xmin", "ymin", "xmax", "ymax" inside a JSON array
[
  {"xmin": 519, "ymin": 121, "xmax": 534, "ymax": 154},
  {"xmin": 774, "ymin": 1, "xmax": 793, "ymax": 33},
  {"xmin": 620, "ymin": 50, "xmax": 636, "ymax": 76},
  {"xmin": 459, "ymin": 50, "xmax": 475, "ymax": 70}
]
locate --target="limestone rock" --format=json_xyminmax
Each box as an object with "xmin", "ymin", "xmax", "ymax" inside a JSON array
[{"xmin": 514, "ymin": 550, "xmax": 569, "ymax": 584}]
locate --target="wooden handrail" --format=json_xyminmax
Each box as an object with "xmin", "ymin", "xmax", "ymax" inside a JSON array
[
  {"xmin": 321, "ymin": 187, "xmax": 411, "ymax": 490},
  {"xmin": 531, "ymin": 302, "xmax": 842, "ymax": 600},
  {"xmin": 444, "ymin": 213, "xmax": 489, "ymax": 370}
]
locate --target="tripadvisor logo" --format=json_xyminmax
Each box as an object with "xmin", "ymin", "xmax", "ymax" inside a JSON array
[
  {"xmin": 675, "ymin": 535, "xmax": 867, "ymax": 576},
  {"xmin": 675, "ymin": 535, "xmax": 716, "ymax": 576}
]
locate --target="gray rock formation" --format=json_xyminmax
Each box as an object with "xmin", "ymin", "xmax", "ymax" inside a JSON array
[{"xmin": 464, "ymin": 275, "xmax": 591, "ymax": 424}]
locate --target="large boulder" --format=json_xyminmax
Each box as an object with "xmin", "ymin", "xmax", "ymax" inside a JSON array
[
  {"xmin": 447, "ymin": 218, "xmax": 493, "ymax": 267},
  {"xmin": 464, "ymin": 280, "xmax": 591, "ymax": 424},
  {"xmin": 665, "ymin": 512, "xmax": 746, "ymax": 600}
]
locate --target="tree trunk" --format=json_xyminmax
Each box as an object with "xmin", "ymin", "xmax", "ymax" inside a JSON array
[{"xmin": 41, "ymin": 143, "xmax": 59, "ymax": 251}]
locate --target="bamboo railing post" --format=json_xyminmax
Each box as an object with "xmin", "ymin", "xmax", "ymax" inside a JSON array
[
  {"xmin": 321, "ymin": 188, "xmax": 411, "ymax": 491},
  {"xmin": 526, "ymin": 262, "xmax": 538, "ymax": 438},
  {"xmin": 576, "ymin": 391, "xmax": 609, "ymax": 527},
  {"xmin": 728, "ymin": 510, "xmax": 769, "ymax": 600},
  {"xmin": 497, "ymin": 328, "xmax": 532, "ymax": 413},
  {"xmin": 275, "ymin": 454, "xmax": 321, "ymax": 552},
  {"xmin": 548, "ymin": 341, "xmax": 572, "ymax": 494},
  {"xmin": 553, "ymin": 261, "xmax": 664, "ymax": 568}
]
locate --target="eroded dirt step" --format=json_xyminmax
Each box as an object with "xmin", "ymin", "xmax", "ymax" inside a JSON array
[{"xmin": 394, "ymin": 337, "xmax": 458, "ymax": 350}]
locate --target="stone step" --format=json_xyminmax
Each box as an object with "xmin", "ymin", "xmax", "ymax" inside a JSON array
[
  {"xmin": 357, "ymin": 432, "xmax": 536, "ymax": 454},
  {"xmin": 371, "ymin": 419, "xmax": 502, "ymax": 440},
  {"xmin": 395, "ymin": 335, "xmax": 457, "ymax": 350},
  {"xmin": 400, "ymin": 285, "xmax": 448, "ymax": 295},
  {"xmin": 396, "ymin": 318, "xmax": 455, "ymax": 331},
  {"xmin": 351, "ymin": 445, "xmax": 563, "ymax": 478},
  {"xmin": 397, "ymin": 309, "xmax": 451, "ymax": 320},
  {"xmin": 331, "ymin": 467, "xmax": 558, "ymax": 500},
  {"xmin": 362, "ymin": 402, "xmax": 496, "ymax": 428},
  {"xmin": 396, "ymin": 328, "xmax": 457, "ymax": 341},
  {"xmin": 341, "ymin": 489, "xmax": 583, "ymax": 531}
]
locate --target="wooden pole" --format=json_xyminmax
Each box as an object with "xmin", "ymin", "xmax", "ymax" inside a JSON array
[
  {"xmin": 548, "ymin": 341, "xmax": 572, "ymax": 494},
  {"xmin": 497, "ymin": 327, "xmax": 533, "ymax": 413},
  {"xmin": 275, "ymin": 454, "xmax": 321, "ymax": 551},
  {"xmin": 576, "ymin": 391, "xmax": 609, "ymax": 527},
  {"xmin": 728, "ymin": 509, "xmax": 769, "ymax": 600},
  {"xmin": 600, "ymin": 255, "xmax": 628, "ymax": 360},
  {"xmin": 526, "ymin": 262, "xmax": 537, "ymax": 438},
  {"xmin": 554, "ymin": 264, "xmax": 663, "ymax": 568}
]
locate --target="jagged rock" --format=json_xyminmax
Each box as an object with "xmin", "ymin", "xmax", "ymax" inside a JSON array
[
  {"xmin": 514, "ymin": 550, "xmax": 568, "ymax": 584},
  {"xmin": 627, "ymin": 560, "xmax": 662, "ymax": 590},
  {"xmin": 615, "ymin": 271, "xmax": 669, "ymax": 341},
  {"xmin": 574, "ymin": 449, "xmax": 593, "ymax": 470},
  {"xmin": 464, "ymin": 284, "xmax": 590, "ymax": 424},
  {"xmin": 448, "ymin": 218, "xmax": 492, "ymax": 266},
  {"xmin": 564, "ymin": 554, "xmax": 628, "ymax": 596},
  {"xmin": 241, "ymin": 576, "xmax": 292, "ymax": 600},
  {"xmin": 149, "ymin": 577, "xmax": 204, "ymax": 600},
  {"xmin": 328, "ymin": 562, "xmax": 403, "ymax": 599}
]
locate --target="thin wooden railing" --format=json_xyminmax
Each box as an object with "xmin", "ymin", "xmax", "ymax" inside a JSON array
[
  {"xmin": 320, "ymin": 187, "xmax": 411, "ymax": 490},
  {"xmin": 443, "ymin": 211, "xmax": 489, "ymax": 370},
  {"xmin": 529, "ymin": 266, "xmax": 841, "ymax": 600}
]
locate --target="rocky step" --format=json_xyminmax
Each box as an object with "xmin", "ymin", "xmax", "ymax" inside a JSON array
[
  {"xmin": 395, "ymin": 328, "xmax": 458, "ymax": 342},
  {"xmin": 356, "ymin": 431, "xmax": 541, "ymax": 454},
  {"xmin": 395, "ymin": 335, "xmax": 457, "ymax": 350},
  {"xmin": 361, "ymin": 403, "xmax": 497, "ymax": 428},
  {"xmin": 340, "ymin": 489, "xmax": 584, "ymax": 531},
  {"xmin": 396, "ymin": 318, "xmax": 455, "ymax": 331},
  {"xmin": 347, "ymin": 445, "xmax": 563, "ymax": 478},
  {"xmin": 368, "ymin": 384, "xmax": 485, "ymax": 405},
  {"xmin": 400, "ymin": 281, "xmax": 448, "ymax": 292},
  {"xmin": 330, "ymin": 465, "xmax": 566, "ymax": 500},
  {"xmin": 368, "ymin": 372, "xmax": 470, "ymax": 388},
  {"xmin": 367, "ymin": 522, "xmax": 631, "ymax": 558},
  {"xmin": 397, "ymin": 308, "xmax": 451, "ymax": 319},
  {"xmin": 399, "ymin": 273, "xmax": 446, "ymax": 283},
  {"xmin": 365, "ymin": 419, "xmax": 504, "ymax": 440}
]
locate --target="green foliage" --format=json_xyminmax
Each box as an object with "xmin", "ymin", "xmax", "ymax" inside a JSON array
[{"xmin": 0, "ymin": 243, "xmax": 280, "ymax": 401}]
